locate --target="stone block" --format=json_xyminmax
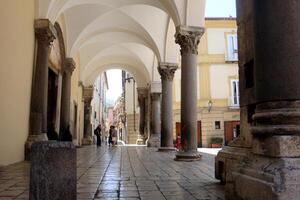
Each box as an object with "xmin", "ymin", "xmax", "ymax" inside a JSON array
[{"xmin": 30, "ymin": 141, "xmax": 76, "ymax": 200}]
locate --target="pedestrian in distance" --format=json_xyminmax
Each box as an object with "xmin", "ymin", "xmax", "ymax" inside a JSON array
[{"xmin": 94, "ymin": 124, "xmax": 102, "ymax": 147}]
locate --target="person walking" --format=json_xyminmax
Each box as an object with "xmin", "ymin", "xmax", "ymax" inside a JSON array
[
  {"xmin": 94, "ymin": 124, "xmax": 102, "ymax": 147},
  {"xmin": 112, "ymin": 126, "xmax": 118, "ymax": 146},
  {"xmin": 108, "ymin": 126, "xmax": 113, "ymax": 147}
]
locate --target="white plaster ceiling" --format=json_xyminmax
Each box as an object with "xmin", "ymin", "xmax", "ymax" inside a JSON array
[{"xmin": 36, "ymin": 0, "xmax": 206, "ymax": 87}]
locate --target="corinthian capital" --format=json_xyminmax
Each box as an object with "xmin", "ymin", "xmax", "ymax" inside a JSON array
[
  {"xmin": 65, "ymin": 58, "xmax": 76, "ymax": 74},
  {"xmin": 34, "ymin": 19, "xmax": 57, "ymax": 45},
  {"xmin": 175, "ymin": 26, "xmax": 205, "ymax": 55},
  {"xmin": 158, "ymin": 62, "xmax": 178, "ymax": 81},
  {"xmin": 137, "ymin": 87, "xmax": 148, "ymax": 106}
]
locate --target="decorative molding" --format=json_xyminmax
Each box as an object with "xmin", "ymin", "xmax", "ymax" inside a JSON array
[
  {"xmin": 137, "ymin": 87, "xmax": 148, "ymax": 98},
  {"xmin": 158, "ymin": 62, "xmax": 178, "ymax": 81},
  {"xmin": 175, "ymin": 26, "xmax": 205, "ymax": 55},
  {"xmin": 34, "ymin": 19, "xmax": 57, "ymax": 45}
]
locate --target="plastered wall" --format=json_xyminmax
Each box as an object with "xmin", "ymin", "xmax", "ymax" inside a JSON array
[{"xmin": 0, "ymin": 0, "xmax": 35, "ymax": 166}]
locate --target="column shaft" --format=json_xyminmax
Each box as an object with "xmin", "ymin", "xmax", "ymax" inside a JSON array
[
  {"xmin": 181, "ymin": 53, "xmax": 198, "ymax": 151},
  {"xmin": 60, "ymin": 58, "xmax": 75, "ymax": 135},
  {"xmin": 174, "ymin": 26, "xmax": 204, "ymax": 161},
  {"xmin": 29, "ymin": 19, "xmax": 56, "ymax": 135},
  {"xmin": 25, "ymin": 19, "xmax": 56, "ymax": 160},
  {"xmin": 223, "ymin": 1, "xmax": 300, "ymax": 199},
  {"xmin": 137, "ymin": 88, "xmax": 148, "ymax": 144},
  {"xmin": 82, "ymin": 86, "xmax": 93, "ymax": 145},
  {"xmin": 158, "ymin": 63, "xmax": 177, "ymax": 151},
  {"xmin": 147, "ymin": 93, "xmax": 161, "ymax": 147},
  {"xmin": 162, "ymin": 79, "xmax": 173, "ymax": 147}
]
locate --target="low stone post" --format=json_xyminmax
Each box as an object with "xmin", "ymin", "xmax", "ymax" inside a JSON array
[{"xmin": 30, "ymin": 141, "xmax": 76, "ymax": 200}]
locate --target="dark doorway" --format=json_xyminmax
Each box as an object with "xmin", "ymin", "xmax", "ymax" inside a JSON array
[
  {"xmin": 176, "ymin": 121, "xmax": 202, "ymax": 147},
  {"xmin": 224, "ymin": 121, "xmax": 240, "ymax": 145},
  {"xmin": 47, "ymin": 68, "xmax": 58, "ymax": 132},
  {"xmin": 73, "ymin": 103, "xmax": 78, "ymax": 139}
]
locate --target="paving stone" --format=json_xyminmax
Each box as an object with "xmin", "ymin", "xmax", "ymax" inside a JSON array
[
  {"xmin": 119, "ymin": 190, "xmax": 140, "ymax": 198},
  {"xmin": 0, "ymin": 146, "xmax": 224, "ymax": 199}
]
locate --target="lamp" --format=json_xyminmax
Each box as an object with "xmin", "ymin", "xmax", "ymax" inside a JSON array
[{"xmin": 208, "ymin": 100, "xmax": 213, "ymax": 112}]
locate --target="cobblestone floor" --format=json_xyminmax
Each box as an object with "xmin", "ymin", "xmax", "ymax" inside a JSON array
[{"xmin": 0, "ymin": 146, "xmax": 224, "ymax": 200}]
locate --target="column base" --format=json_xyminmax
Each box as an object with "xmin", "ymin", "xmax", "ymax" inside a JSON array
[
  {"xmin": 147, "ymin": 135, "xmax": 160, "ymax": 147},
  {"xmin": 25, "ymin": 133, "xmax": 48, "ymax": 161},
  {"xmin": 227, "ymin": 155, "xmax": 300, "ymax": 200},
  {"xmin": 175, "ymin": 150, "xmax": 201, "ymax": 162},
  {"xmin": 215, "ymin": 146, "xmax": 251, "ymax": 184},
  {"xmin": 158, "ymin": 147, "xmax": 176, "ymax": 152},
  {"xmin": 82, "ymin": 137, "xmax": 93, "ymax": 145},
  {"xmin": 136, "ymin": 135, "xmax": 145, "ymax": 145}
]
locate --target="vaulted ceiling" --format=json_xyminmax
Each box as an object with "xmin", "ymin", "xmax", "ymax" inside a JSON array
[{"xmin": 36, "ymin": 0, "xmax": 206, "ymax": 87}]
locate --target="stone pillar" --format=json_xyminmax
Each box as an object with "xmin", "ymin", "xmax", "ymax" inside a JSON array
[
  {"xmin": 223, "ymin": 1, "xmax": 300, "ymax": 199},
  {"xmin": 157, "ymin": 63, "xmax": 178, "ymax": 151},
  {"xmin": 147, "ymin": 93, "xmax": 161, "ymax": 147},
  {"xmin": 137, "ymin": 88, "xmax": 148, "ymax": 145},
  {"xmin": 60, "ymin": 58, "xmax": 75, "ymax": 136},
  {"xmin": 25, "ymin": 19, "xmax": 57, "ymax": 160},
  {"xmin": 82, "ymin": 86, "xmax": 93, "ymax": 145},
  {"xmin": 174, "ymin": 26, "xmax": 204, "ymax": 161}
]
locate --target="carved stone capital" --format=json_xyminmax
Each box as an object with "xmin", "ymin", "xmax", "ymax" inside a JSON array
[
  {"xmin": 65, "ymin": 58, "xmax": 76, "ymax": 74},
  {"xmin": 151, "ymin": 93, "xmax": 161, "ymax": 101},
  {"xmin": 83, "ymin": 86, "xmax": 93, "ymax": 104},
  {"xmin": 137, "ymin": 87, "xmax": 148, "ymax": 105},
  {"xmin": 137, "ymin": 87, "xmax": 148, "ymax": 98},
  {"xmin": 34, "ymin": 19, "xmax": 57, "ymax": 45},
  {"xmin": 175, "ymin": 26, "xmax": 205, "ymax": 55},
  {"xmin": 158, "ymin": 62, "xmax": 178, "ymax": 81}
]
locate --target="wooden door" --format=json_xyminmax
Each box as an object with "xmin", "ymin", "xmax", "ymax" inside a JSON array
[
  {"xmin": 197, "ymin": 121, "xmax": 202, "ymax": 147},
  {"xmin": 175, "ymin": 121, "xmax": 202, "ymax": 147},
  {"xmin": 224, "ymin": 121, "xmax": 240, "ymax": 145},
  {"xmin": 176, "ymin": 122, "xmax": 181, "ymax": 137}
]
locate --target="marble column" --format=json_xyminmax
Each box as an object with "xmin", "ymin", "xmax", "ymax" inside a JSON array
[
  {"xmin": 60, "ymin": 58, "xmax": 75, "ymax": 137},
  {"xmin": 174, "ymin": 26, "xmax": 204, "ymax": 161},
  {"xmin": 25, "ymin": 19, "xmax": 57, "ymax": 160},
  {"xmin": 158, "ymin": 63, "xmax": 178, "ymax": 151},
  {"xmin": 137, "ymin": 88, "xmax": 148, "ymax": 145},
  {"xmin": 82, "ymin": 86, "xmax": 93, "ymax": 145},
  {"xmin": 147, "ymin": 93, "xmax": 161, "ymax": 147},
  {"xmin": 227, "ymin": 1, "xmax": 300, "ymax": 199}
]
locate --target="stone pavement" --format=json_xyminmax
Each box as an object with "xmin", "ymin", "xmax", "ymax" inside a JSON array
[{"xmin": 0, "ymin": 146, "xmax": 224, "ymax": 200}]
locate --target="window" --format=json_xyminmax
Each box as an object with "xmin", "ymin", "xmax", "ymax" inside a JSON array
[
  {"xmin": 215, "ymin": 121, "xmax": 221, "ymax": 129},
  {"xmin": 230, "ymin": 80, "xmax": 239, "ymax": 107},
  {"xmin": 226, "ymin": 34, "xmax": 238, "ymax": 61}
]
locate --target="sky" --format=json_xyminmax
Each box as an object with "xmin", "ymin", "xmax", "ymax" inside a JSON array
[
  {"xmin": 106, "ymin": 69, "xmax": 122, "ymax": 103},
  {"xmin": 105, "ymin": 1, "xmax": 236, "ymax": 102},
  {"xmin": 205, "ymin": 0, "xmax": 236, "ymax": 18}
]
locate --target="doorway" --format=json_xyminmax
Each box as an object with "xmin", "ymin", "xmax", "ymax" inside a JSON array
[
  {"xmin": 176, "ymin": 121, "xmax": 202, "ymax": 147},
  {"xmin": 73, "ymin": 103, "xmax": 78, "ymax": 140},
  {"xmin": 224, "ymin": 121, "xmax": 240, "ymax": 145},
  {"xmin": 47, "ymin": 68, "xmax": 58, "ymax": 132}
]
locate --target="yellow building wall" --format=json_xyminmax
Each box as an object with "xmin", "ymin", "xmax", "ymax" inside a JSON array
[{"xmin": 0, "ymin": 0, "xmax": 35, "ymax": 166}]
